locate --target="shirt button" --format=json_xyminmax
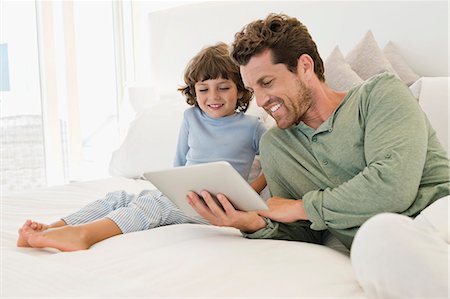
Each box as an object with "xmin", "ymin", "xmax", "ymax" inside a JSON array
[
  {"xmin": 312, "ymin": 137, "xmax": 317, "ymax": 142},
  {"xmin": 328, "ymin": 128, "xmax": 333, "ymax": 133},
  {"xmin": 385, "ymin": 153, "xmax": 392, "ymax": 159},
  {"xmin": 323, "ymin": 159, "xmax": 328, "ymax": 165}
]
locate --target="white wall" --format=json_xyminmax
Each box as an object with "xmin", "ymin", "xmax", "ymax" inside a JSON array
[{"xmin": 133, "ymin": 0, "xmax": 448, "ymax": 97}]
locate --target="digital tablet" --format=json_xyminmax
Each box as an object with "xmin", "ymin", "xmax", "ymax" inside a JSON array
[{"xmin": 142, "ymin": 161, "xmax": 268, "ymax": 218}]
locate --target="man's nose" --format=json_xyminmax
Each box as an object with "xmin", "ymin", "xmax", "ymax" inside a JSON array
[{"xmin": 254, "ymin": 90, "xmax": 267, "ymax": 107}]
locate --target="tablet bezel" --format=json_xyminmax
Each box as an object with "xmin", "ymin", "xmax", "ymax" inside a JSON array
[{"xmin": 142, "ymin": 161, "xmax": 268, "ymax": 218}]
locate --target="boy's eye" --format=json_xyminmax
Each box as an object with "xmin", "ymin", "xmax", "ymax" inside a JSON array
[
  {"xmin": 198, "ymin": 89, "xmax": 208, "ymax": 92},
  {"xmin": 219, "ymin": 87, "xmax": 230, "ymax": 90}
]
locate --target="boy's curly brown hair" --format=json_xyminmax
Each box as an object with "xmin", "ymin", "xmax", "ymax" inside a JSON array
[{"xmin": 178, "ymin": 42, "xmax": 253, "ymax": 112}]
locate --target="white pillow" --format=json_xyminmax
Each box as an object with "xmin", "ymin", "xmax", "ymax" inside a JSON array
[
  {"xmin": 324, "ymin": 46, "xmax": 363, "ymax": 91},
  {"xmin": 410, "ymin": 77, "xmax": 449, "ymax": 152},
  {"xmin": 383, "ymin": 41, "xmax": 420, "ymax": 86},
  {"xmin": 345, "ymin": 30, "xmax": 398, "ymax": 80},
  {"xmin": 109, "ymin": 100, "xmax": 187, "ymax": 178}
]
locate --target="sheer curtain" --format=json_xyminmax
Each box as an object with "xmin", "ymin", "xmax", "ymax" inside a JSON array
[{"xmin": 1, "ymin": 0, "xmax": 127, "ymax": 191}]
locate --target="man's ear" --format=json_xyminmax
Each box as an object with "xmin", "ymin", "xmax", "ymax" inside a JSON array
[{"xmin": 297, "ymin": 54, "xmax": 314, "ymax": 80}]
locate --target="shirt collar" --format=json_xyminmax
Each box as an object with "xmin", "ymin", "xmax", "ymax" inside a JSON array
[{"xmin": 295, "ymin": 91, "xmax": 352, "ymax": 136}]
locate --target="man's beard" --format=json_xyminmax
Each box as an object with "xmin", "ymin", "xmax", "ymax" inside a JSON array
[{"xmin": 273, "ymin": 79, "xmax": 313, "ymax": 129}]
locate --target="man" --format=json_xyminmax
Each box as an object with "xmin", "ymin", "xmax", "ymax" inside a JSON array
[{"xmin": 186, "ymin": 14, "xmax": 449, "ymax": 249}]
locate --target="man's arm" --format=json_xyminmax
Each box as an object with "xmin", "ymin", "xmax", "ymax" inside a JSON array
[
  {"xmin": 304, "ymin": 76, "xmax": 429, "ymax": 231},
  {"xmin": 187, "ymin": 191, "xmax": 309, "ymax": 233}
]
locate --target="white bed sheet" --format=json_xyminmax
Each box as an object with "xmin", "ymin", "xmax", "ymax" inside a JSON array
[{"xmin": 1, "ymin": 177, "xmax": 367, "ymax": 298}]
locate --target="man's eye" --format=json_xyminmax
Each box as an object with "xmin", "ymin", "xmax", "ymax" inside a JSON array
[
  {"xmin": 198, "ymin": 89, "xmax": 208, "ymax": 92},
  {"xmin": 262, "ymin": 80, "xmax": 272, "ymax": 87}
]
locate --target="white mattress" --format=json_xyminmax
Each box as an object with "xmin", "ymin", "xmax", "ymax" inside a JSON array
[{"xmin": 2, "ymin": 177, "xmax": 367, "ymax": 298}]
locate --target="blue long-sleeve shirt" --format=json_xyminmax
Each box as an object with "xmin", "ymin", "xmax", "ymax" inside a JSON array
[{"xmin": 174, "ymin": 107, "xmax": 267, "ymax": 180}]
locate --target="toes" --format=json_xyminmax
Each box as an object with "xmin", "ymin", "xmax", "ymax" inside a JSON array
[{"xmin": 22, "ymin": 220, "xmax": 32, "ymax": 230}]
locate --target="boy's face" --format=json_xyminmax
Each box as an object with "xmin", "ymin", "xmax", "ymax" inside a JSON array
[{"xmin": 194, "ymin": 78, "xmax": 241, "ymax": 119}]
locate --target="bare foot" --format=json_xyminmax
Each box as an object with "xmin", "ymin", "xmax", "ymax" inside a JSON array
[
  {"xmin": 27, "ymin": 225, "xmax": 90, "ymax": 252},
  {"xmin": 17, "ymin": 220, "xmax": 49, "ymax": 247},
  {"xmin": 29, "ymin": 221, "xmax": 49, "ymax": 231}
]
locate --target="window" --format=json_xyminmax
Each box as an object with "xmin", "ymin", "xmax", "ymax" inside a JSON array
[
  {"xmin": 1, "ymin": 0, "xmax": 45, "ymax": 191},
  {"xmin": 1, "ymin": 0, "xmax": 124, "ymax": 191}
]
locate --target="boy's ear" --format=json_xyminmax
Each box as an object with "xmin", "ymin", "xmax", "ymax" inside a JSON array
[{"xmin": 237, "ymin": 91, "xmax": 244, "ymax": 99}]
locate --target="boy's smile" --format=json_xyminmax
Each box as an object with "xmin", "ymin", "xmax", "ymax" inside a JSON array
[{"xmin": 194, "ymin": 78, "xmax": 240, "ymax": 118}]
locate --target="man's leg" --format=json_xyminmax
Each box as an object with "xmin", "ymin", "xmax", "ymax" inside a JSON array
[{"xmin": 351, "ymin": 198, "xmax": 449, "ymax": 299}]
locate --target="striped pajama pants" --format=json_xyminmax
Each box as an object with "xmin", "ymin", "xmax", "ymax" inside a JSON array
[{"xmin": 62, "ymin": 189, "xmax": 208, "ymax": 233}]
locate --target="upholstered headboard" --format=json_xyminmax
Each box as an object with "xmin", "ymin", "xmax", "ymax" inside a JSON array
[{"xmin": 145, "ymin": 1, "xmax": 448, "ymax": 95}]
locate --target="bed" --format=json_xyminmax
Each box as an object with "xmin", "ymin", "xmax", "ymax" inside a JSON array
[{"xmin": 2, "ymin": 1, "xmax": 448, "ymax": 298}]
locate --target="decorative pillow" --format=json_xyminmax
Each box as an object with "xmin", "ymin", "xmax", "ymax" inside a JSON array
[
  {"xmin": 345, "ymin": 30, "xmax": 398, "ymax": 80},
  {"xmin": 383, "ymin": 41, "xmax": 420, "ymax": 86},
  {"xmin": 324, "ymin": 46, "xmax": 363, "ymax": 91}
]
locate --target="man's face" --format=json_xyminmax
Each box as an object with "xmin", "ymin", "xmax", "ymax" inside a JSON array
[{"xmin": 240, "ymin": 49, "xmax": 312, "ymax": 129}]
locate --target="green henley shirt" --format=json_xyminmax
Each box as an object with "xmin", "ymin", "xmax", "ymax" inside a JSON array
[{"xmin": 244, "ymin": 73, "xmax": 450, "ymax": 249}]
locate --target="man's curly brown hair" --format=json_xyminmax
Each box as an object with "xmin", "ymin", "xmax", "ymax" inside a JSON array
[
  {"xmin": 178, "ymin": 42, "xmax": 253, "ymax": 112},
  {"xmin": 231, "ymin": 13, "xmax": 325, "ymax": 81}
]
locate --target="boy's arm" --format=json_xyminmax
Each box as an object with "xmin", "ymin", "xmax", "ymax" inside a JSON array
[
  {"xmin": 173, "ymin": 112, "xmax": 189, "ymax": 166},
  {"xmin": 250, "ymin": 173, "xmax": 267, "ymax": 194}
]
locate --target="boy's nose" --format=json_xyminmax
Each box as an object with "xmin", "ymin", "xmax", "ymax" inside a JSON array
[{"xmin": 209, "ymin": 89, "xmax": 220, "ymax": 100}]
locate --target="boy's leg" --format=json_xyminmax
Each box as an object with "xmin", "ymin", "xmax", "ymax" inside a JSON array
[
  {"xmin": 62, "ymin": 190, "xmax": 136, "ymax": 225},
  {"xmin": 24, "ymin": 190, "xmax": 204, "ymax": 251},
  {"xmin": 17, "ymin": 219, "xmax": 67, "ymax": 247},
  {"xmin": 106, "ymin": 190, "xmax": 207, "ymax": 233},
  {"xmin": 17, "ymin": 190, "xmax": 135, "ymax": 247},
  {"xmin": 27, "ymin": 218, "xmax": 122, "ymax": 252},
  {"xmin": 351, "ymin": 198, "xmax": 449, "ymax": 299}
]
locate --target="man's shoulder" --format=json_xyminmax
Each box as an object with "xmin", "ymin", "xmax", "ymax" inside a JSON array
[
  {"xmin": 347, "ymin": 72, "xmax": 409, "ymax": 109},
  {"xmin": 358, "ymin": 72, "xmax": 404, "ymax": 93}
]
